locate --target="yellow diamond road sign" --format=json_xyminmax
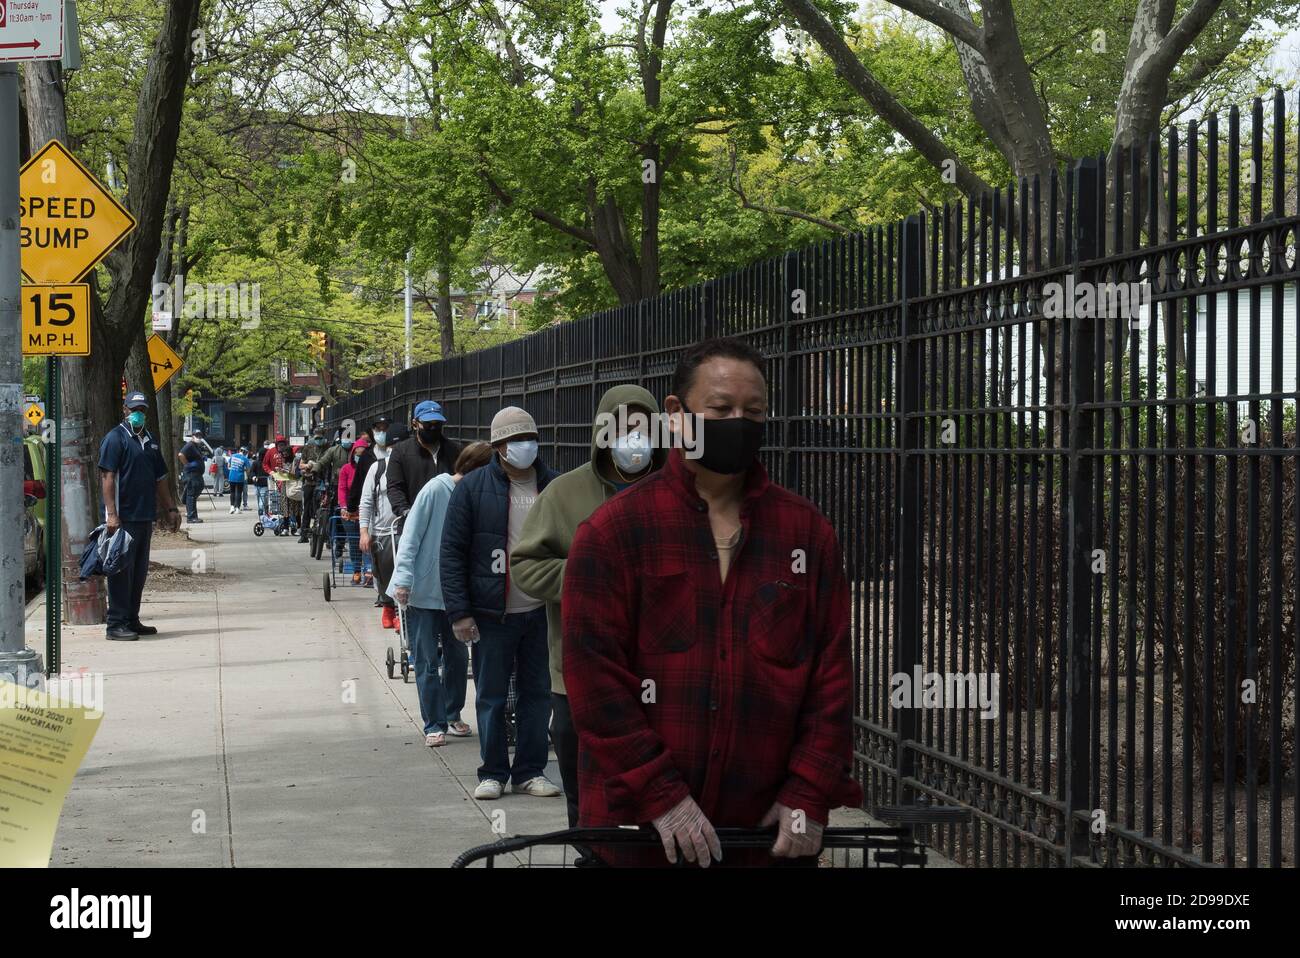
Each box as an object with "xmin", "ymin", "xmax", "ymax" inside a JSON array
[
  {"xmin": 147, "ymin": 335, "xmax": 184, "ymax": 392},
  {"xmin": 19, "ymin": 140, "xmax": 137, "ymax": 284},
  {"xmin": 25, "ymin": 403, "xmax": 45, "ymax": 427}
]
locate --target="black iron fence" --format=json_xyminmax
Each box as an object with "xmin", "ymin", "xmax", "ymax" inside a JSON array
[{"xmin": 327, "ymin": 91, "xmax": 1300, "ymax": 868}]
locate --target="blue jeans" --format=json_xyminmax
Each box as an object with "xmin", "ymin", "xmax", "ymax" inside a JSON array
[
  {"xmin": 443, "ymin": 625, "xmax": 469, "ymax": 723},
  {"xmin": 255, "ymin": 485, "xmax": 268, "ymax": 514},
  {"xmin": 408, "ymin": 607, "xmax": 471, "ymax": 734},
  {"xmin": 474, "ymin": 607, "xmax": 551, "ymax": 785},
  {"xmin": 408, "ymin": 606, "xmax": 447, "ymax": 734}
]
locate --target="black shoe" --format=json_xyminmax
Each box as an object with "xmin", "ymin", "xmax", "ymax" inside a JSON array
[
  {"xmin": 128, "ymin": 622, "xmax": 159, "ymax": 635},
  {"xmin": 297, "ymin": 535, "xmax": 310, "ymax": 543},
  {"xmin": 106, "ymin": 626, "xmax": 138, "ymax": 641}
]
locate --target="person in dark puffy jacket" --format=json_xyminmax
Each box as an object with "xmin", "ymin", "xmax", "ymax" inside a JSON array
[{"xmin": 439, "ymin": 406, "xmax": 560, "ymax": 801}]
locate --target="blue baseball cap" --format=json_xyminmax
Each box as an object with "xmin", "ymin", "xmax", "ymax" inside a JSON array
[
  {"xmin": 125, "ymin": 391, "xmax": 149, "ymax": 410},
  {"xmin": 413, "ymin": 400, "xmax": 447, "ymax": 423}
]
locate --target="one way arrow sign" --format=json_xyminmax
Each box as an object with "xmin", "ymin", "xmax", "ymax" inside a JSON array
[{"xmin": 0, "ymin": 0, "xmax": 65, "ymax": 63}]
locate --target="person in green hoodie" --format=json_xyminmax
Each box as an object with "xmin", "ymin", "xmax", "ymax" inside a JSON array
[{"xmin": 511, "ymin": 384, "xmax": 666, "ymax": 829}]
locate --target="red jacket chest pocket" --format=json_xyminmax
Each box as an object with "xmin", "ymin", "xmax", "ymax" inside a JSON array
[{"xmin": 744, "ymin": 579, "xmax": 811, "ymax": 666}]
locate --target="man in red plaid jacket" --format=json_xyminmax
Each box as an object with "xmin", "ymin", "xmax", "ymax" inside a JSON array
[{"xmin": 562, "ymin": 337, "xmax": 863, "ymax": 867}]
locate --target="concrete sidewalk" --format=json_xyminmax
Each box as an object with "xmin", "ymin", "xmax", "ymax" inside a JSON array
[{"xmin": 26, "ymin": 492, "xmax": 930, "ymax": 868}]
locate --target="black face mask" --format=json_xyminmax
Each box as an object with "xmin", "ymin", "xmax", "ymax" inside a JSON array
[
  {"xmin": 417, "ymin": 423, "xmax": 442, "ymax": 444},
  {"xmin": 681, "ymin": 402, "xmax": 764, "ymax": 475}
]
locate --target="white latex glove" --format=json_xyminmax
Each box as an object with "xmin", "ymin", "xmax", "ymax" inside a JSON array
[
  {"xmin": 652, "ymin": 795, "xmax": 722, "ymax": 867},
  {"xmin": 451, "ymin": 617, "xmax": 479, "ymax": 644},
  {"xmin": 760, "ymin": 802, "xmax": 824, "ymax": 859},
  {"xmin": 393, "ymin": 586, "xmax": 410, "ymax": 609}
]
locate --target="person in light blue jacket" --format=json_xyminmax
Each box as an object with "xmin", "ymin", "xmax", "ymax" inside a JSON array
[{"xmin": 388, "ymin": 441, "xmax": 494, "ymax": 747}]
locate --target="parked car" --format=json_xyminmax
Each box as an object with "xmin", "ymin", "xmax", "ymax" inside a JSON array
[{"xmin": 23, "ymin": 436, "xmax": 47, "ymax": 584}]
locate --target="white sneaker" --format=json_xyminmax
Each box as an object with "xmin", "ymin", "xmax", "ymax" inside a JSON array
[
  {"xmin": 229, "ymin": 506, "xmax": 236, "ymax": 514},
  {"xmin": 512, "ymin": 776, "xmax": 562, "ymax": 797},
  {"xmin": 474, "ymin": 779, "xmax": 504, "ymax": 800}
]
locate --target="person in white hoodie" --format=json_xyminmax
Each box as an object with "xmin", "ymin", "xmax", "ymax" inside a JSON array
[{"xmin": 359, "ymin": 422, "xmax": 397, "ymax": 628}]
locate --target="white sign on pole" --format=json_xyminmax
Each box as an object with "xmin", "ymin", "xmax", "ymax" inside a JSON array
[
  {"xmin": 0, "ymin": 0, "xmax": 65, "ymax": 62},
  {"xmin": 152, "ymin": 311, "xmax": 173, "ymax": 332}
]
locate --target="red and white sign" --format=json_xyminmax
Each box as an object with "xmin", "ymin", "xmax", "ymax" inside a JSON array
[{"xmin": 0, "ymin": 0, "xmax": 64, "ymax": 62}]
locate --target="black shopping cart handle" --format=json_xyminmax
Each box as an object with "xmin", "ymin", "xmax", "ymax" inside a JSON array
[{"xmin": 451, "ymin": 825, "xmax": 912, "ymax": 868}]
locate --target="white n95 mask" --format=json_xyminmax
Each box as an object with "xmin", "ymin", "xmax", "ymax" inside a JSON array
[{"xmin": 611, "ymin": 431, "xmax": 651, "ymax": 474}]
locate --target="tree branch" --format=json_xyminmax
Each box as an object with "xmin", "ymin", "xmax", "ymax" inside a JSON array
[
  {"xmin": 781, "ymin": 0, "xmax": 994, "ymax": 196},
  {"xmin": 886, "ymin": 0, "xmax": 985, "ymax": 51}
]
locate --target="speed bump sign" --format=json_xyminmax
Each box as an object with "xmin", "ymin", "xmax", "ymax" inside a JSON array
[
  {"xmin": 21, "ymin": 283, "xmax": 91, "ymax": 355},
  {"xmin": 19, "ymin": 140, "xmax": 137, "ymax": 284}
]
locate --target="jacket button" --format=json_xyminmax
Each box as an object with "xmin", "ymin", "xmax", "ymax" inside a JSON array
[
  {"xmin": 695, "ymin": 502, "xmax": 706, "ymax": 512},
  {"xmin": 709, "ymin": 700, "xmax": 718, "ymax": 711}
]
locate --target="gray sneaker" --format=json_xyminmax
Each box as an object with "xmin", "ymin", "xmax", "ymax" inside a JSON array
[
  {"xmin": 512, "ymin": 776, "xmax": 562, "ymax": 797},
  {"xmin": 474, "ymin": 779, "xmax": 504, "ymax": 800}
]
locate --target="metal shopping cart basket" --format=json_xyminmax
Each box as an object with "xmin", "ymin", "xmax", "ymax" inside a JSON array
[
  {"xmin": 253, "ymin": 476, "xmax": 294, "ymax": 537},
  {"xmin": 451, "ymin": 825, "xmax": 928, "ymax": 868},
  {"xmin": 321, "ymin": 512, "xmax": 373, "ymax": 601},
  {"xmin": 387, "ymin": 602, "xmax": 412, "ymax": 682}
]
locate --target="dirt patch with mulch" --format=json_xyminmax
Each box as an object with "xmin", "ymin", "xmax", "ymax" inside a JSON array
[
  {"xmin": 150, "ymin": 527, "xmax": 194, "ymax": 549},
  {"xmin": 145, "ymin": 561, "xmax": 229, "ymax": 592}
]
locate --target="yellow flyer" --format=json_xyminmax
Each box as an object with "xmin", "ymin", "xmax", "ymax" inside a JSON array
[{"xmin": 0, "ymin": 678, "xmax": 102, "ymax": 868}]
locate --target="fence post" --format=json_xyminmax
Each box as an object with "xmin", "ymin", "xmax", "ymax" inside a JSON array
[
  {"xmin": 1064, "ymin": 157, "xmax": 1100, "ymax": 864},
  {"xmin": 780, "ymin": 253, "xmax": 799, "ymax": 489},
  {"xmin": 701, "ymin": 278, "xmax": 716, "ymax": 341},
  {"xmin": 894, "ymin": 215, "xmax": 924, "ymax": 804}
]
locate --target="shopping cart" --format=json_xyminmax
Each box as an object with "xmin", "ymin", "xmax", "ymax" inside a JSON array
[
  {"xmin": 252, "ymin": 476, "xmax": 295, "ymax": 537},
  {"xmin": 451, "ymin": 825, "xmax": 927, "ymax": 868},
  {"xmin": 387, "ymin": 602, "xmax": 412, "ymax": 682},
  {"xmin": 321, "ymin": 512, "xmax": 373, "ymax": 601}
]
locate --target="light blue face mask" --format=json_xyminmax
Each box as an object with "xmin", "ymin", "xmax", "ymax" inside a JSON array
[
  {"xmin": 504, "ymin": 439, "xmax": 538, "ymax": 469},
  {"xmin": 372, "ymin": 431, "xmax": 387, "ymax": 447},
  {"xmin": 127, "ymin": 411, "xmax": 146, "ymax": 429}
]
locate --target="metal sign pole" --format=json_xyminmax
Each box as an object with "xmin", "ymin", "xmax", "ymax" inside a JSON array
[
  {"xmin": 0, "ymin": 62, "xmax": 43, "ymax": 685},
  {"xmin": 45, "ymin": 355, "xmax": 62, "ymax": 675}
]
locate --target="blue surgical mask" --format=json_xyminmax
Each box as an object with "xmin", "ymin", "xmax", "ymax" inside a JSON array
[
  {"xmin": 611, "ymin": 431, "xmax": 651, "ymax": 474},
  {"xmin": 127, "ymin": 411, "xmax": 146, "ymax": 429},
  {"xmin": 341, "ymin": 440, "xmax": 354, "ymax": 450},
  {"xmin": 372, "ymin": 431, "xmax": 387, "ymax": 447},
  {"xmin": 504, "ymin": 440, "xmax": 538, "ymax": 469}
]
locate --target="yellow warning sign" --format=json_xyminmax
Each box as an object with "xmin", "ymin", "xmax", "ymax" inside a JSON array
[
  {"xmin": 147, "ymin": 334, "xmax": 184, "ymax": 392},
  {"xmin": 25, "ymin": 403, "xmax": 45, "ymax": 427},
  {"xmin": 21, "ymin": 283, "xmax": 91, "ymax": 355},
  {"xmin": 19, "ymin": 140, "xmax": 137, "ymax": 284}
]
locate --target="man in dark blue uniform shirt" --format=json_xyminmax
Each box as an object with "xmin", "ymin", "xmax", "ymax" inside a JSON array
[{"xmin": 97, "ymin": 392, "xmax": 180, "ymax": 641}]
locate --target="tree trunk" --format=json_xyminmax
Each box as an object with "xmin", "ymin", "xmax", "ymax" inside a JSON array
[
  {"xmin": 95, "ymin": 0, "xmax": 202, "ymax": 452},
  {"xmin": 156, "ymin": 203, "xmax": 183, "ymax": 471},
  {"xmin": 22, "ymin": 61, "xmax": 105, "ymax": 625},
  {"xmin": 436, "ymin": 243, "xmax": 455, "ymax": 358}
]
